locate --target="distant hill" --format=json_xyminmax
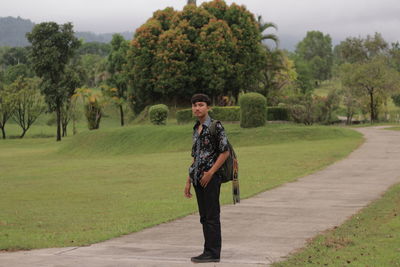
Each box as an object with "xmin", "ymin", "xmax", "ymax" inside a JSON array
[{"xmin": 0, "ymin": 16, "xmax": 133, "ymax": 47}]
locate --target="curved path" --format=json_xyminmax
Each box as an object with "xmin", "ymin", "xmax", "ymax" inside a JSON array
[{"xmin": 1, "ymin": 126, "xmax": 400, "ymax": 267}]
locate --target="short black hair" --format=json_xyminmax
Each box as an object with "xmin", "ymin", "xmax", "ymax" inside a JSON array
[{"xmin": 191, "ymin": 93, "xmax": 211, "ymax": 106}]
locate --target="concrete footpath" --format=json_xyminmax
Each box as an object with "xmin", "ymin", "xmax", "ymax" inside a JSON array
[{"xmin": 1, "ymin": 126, "xmax": 400, "ymax": 267}]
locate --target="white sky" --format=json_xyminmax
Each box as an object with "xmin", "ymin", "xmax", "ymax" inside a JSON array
[{"xmin": 2, "ymin": 0, "xmax": 400, "ymax": 48}]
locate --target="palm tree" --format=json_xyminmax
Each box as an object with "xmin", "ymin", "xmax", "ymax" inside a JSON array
[{"xmin": 257, "ymin": 15, "xmax": 279, "ymax": 50}]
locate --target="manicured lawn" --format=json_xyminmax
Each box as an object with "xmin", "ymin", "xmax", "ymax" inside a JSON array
[
  {"xmin": 385, "ymin": 126, "xmax": 400, "ymax": 131},
  {"xmin": 272, "ymin": 183, "xmax": 400, "ymax": 267},
  {"xmin": 0, "ymin": 124, "xmax": 363, "ymax": 250}
]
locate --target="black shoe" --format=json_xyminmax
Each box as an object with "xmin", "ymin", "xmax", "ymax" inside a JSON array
[{"xmin": 191, "ymin": 253, "xmax": 220, "ymax": 263}]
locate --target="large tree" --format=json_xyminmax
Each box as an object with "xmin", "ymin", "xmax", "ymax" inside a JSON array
[
  {"xmin": 334, "ymin": 32, "xmax": 388, "ymax": 64},
  {"xmin": 340, "ymin": 57, "xmax": 400, "ymax": 122},
  {"xmin": 26, "ymin": 22, "xmax": 80, "ymax": 141},
  {"xmin": 128, "ymin": 0, "xmax": 265, "ymax": 111},
  {"xmin": 106, "ymin": 34, "xmax": 129, "ymax": 126},
  {"xmin": 295, "ymin": 31, "xmax": 333, "ymax": 83}
]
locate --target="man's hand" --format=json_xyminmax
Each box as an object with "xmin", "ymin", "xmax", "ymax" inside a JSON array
[
  {"xmin": 184, "ymin": 180, "xmax": 192, "ymax": 198},
  {"xmin": 200, "ymin": 170, "xmax": 214, "ymax": 188}
]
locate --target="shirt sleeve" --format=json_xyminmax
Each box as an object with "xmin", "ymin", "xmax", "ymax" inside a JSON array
[{"xmin": 215, "ymin": 121, "xmax": 229, "ymax": 153}]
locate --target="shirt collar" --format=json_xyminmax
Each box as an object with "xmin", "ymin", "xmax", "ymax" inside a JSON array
[{"xmin": 193, "ymin": 115, "xmax": 212, "ymax": 130}]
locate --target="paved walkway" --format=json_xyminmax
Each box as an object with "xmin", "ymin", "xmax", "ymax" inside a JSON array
[{"xmin": 1, "ymin": 126, "xmax": 400, "ymax": 267}]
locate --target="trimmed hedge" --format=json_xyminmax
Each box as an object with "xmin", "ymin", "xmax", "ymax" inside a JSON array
[
  {"xmin": 210, "ymin": 106, "xmax": 240, "ymax": 121},
  {"xmin": 267, "ymin": 107, "xmax": 290, "ymax": 121},
  {"xmin": 239, "ymin": 93, "xmax": 267, "ymax": 128},
  {"xmin": 176, "ymin": 109, "xmax": 193, "ymax": 124},
  {"xmin": 149, "ymin": 104, "xmax": 169, "ymax": 125}
]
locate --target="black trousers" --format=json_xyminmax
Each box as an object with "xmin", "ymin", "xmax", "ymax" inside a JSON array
[{"xmin": 193, "ymin": 175, "xmax": 221, "ymax": 258}]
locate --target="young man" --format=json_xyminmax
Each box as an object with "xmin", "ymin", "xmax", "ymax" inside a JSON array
[{"xmin": 184, "ymin": 93, "xmax": 230, "ymax": 263}]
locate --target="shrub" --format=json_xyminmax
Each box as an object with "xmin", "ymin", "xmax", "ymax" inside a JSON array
[
  {"xmin": 210, "ymin": 106, "xmax": 240, "ymax": 121},
  {"xmin": 392, "ymin": 94, "xmax": 400, "ymax": 107},
  {"xmin": 290, "ymin": 104, "xmax": 312, "ymax": 125},
  {"xmin": 85, "ymin": 101, "xmax": 102, "ymax": 130},
  {"xmin": 239, "ymin": 93, "xmax": 267, "ymax": 128},
  {"xmin": 267, "ymin": 107, "xmax": 290, "ymax": 121},
  {"xmin": 149, "ymin": 104, "xmax": 169, "ymax": 125},
  {"xmin": 176, "ymin": 109, "xmax": 193, "ymax": 124}
]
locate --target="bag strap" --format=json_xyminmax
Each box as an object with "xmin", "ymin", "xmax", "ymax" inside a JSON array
[{"xmin": 209, "ymin": 119, "xmax": 219, "ymax": 138}]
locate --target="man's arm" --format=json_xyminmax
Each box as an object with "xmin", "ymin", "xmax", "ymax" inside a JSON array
[
  {"xmin": 184, "ymin": 158, "xmax": 195, "ymax": 198},
  {"xmin": 199, "ymin": 150, "xmax": 229, "ymax": 187}
]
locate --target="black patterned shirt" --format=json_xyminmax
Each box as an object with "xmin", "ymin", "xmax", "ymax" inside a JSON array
[{"xmin": 189, "ymin": 116, "xmax": 229, "ymax": 185}]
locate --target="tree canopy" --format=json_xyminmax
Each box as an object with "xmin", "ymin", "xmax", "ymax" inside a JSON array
[
  {"xmin": 127, "ymin": 0, "xmax": 265, "ymax": 111},
  {"xmin": 295, "ymin": 31, "xmax": 333, "ymax": 82},
  {"xmin": 27, "ymin": 22, "xmax": 81, "ymax": 141}
]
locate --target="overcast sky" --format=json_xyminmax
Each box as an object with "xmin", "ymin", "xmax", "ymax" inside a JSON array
[{"xmin": 2, "ymin": 0, "xmax": 400, "ymax": 49}]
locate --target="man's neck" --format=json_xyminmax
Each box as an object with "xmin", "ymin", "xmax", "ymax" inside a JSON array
[{"xmin": 198, "ymin": 115, "xmax": 208, "ymax": 125}]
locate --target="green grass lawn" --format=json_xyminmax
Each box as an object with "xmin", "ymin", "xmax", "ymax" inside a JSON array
[
  {"xmin": 385, "ymin": 126, "xmax": 400, "ymax": 131},
  {"xmin": 0, "ymin": 124, "xmax": 363, "ymax": 251},
  {"xmin": 272, "ymin": 182, "xmax": 400, "ymax": 267}
]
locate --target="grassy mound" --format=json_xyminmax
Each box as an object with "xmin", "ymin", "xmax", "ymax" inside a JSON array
[{"xmin": 59, "ymin": 124, "xmax": 361, "ymax": 156}]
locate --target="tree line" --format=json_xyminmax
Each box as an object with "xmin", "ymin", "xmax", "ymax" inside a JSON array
[{"xmin": 1, "ymin": 0, "xmax": 400, "ymax": 141}]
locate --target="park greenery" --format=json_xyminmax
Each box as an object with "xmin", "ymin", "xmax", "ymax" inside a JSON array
[
  {"xmin": 0, "ymin": 123, "xmax": 362, "ymax": 250},
  {"xmin": 0, "ymin": 0, "xmax": 400, "ymax": 261},
  {"xmin": 1, "ymin": 0, "xmax": 400, "ymax": 141}
]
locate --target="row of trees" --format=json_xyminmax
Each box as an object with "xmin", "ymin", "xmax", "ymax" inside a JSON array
[
  {"xmin": 0, "ymin": 23, "xmax": 127, "ymax": 140},
  {"xmin": 2, "ymin": 0, "xmax": 400, "ymax": 140}
]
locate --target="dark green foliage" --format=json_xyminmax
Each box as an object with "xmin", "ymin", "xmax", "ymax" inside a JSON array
[
  {"xmin": 267, "ymin": 107, "xmax": 290, "ymax": 121},
  {"xmin": 107, "ymin": 34, "xmax": 129, "ymax": 126},
  {"xmin": 295, "ymin": 31, "xmax": 333, "ymax": 82},
  {"xmin": 239, "ymin": 93, "xmax": 267, "ymax": 128},
  {"xmin": 210, "ymin": 106, "xmax": 240, "ymax": 121},
  {"xmin": 1, "ymin": 46, "xmax": 30, "ymax": 66},
  {"xmin": 27, "ymin": 21, "xmax": 81, "ymax": 141},
  {"xmin": 149, "ymin": 104, "xmax": 169, "ymax": 125},
  {"xmin": 392, "ymin": 94, "xmax": 400, "ymax": 107},
  {"xmin": 176, "ymin": 109, "xmax": 194, "ymax": 124},
  {"xmin": 76, "ymin": 42, "xmax": 111, "ymax": 57},
  {"xmin": 128, "ymin": 1, "xmax": 265, "ymax": 110},
  {"xmin": 3, "ymin": 63, "xmax": 33, "ymax": 84}
]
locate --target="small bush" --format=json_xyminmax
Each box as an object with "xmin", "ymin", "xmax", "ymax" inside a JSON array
[
  {"xmin": 85, "ymin": 102, "xmax": 102, "ymax": 130},
  {"xmin": 210, "ymin": 106, "xmax": 240, "ymax": 121},
  {"xmin": 392, "ymin": 94, "xmax": 400, "ymax": 107},
  {"xmin": 239, "ymin": 93, "xmax": 267, "ymax": 128},
  {"xmin": 176, "ymin": 109, "xmax": 194, "ymax": 124},
  {"xmin": 149, "ymin": 104, "xmax": 169, "ymax": 125},
  {"xmin": 267, "ymin": 107, "xmax": 290, "ymax": 121}
]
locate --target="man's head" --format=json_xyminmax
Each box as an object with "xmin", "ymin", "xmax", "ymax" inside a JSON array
[{"xmin": 191, "ymin": 93, "xmax": 211, "ymax": 119}]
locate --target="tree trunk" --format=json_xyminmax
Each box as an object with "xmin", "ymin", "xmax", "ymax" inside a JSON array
[
  {"xmin": 73, "ymin": 119, "xmax": 77, "ymax": 135},
  {"xmin": 62, "ymin": 124, "xmax": 67, "ymax": 137},
  {"xmin": 119, "ymin": 104, "xmax": 124, "ymax": 126},
  {"xmin": 369, "ymin": 91, "xmax": 374, "ymax": 123},
  {"xmin": 20, "ymin": 129, "xmax": 27, "ymax": 139},
  {"xmin": 1, "ymin": 126, "xmax": 6, "ymax": 139},
  {"xmin": 56, "ymin": 104, "xmax": 62, "ymax": 141}
]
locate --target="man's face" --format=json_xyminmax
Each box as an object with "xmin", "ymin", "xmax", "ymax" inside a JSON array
[{"xmin": 192, "ymin": 101, "xmax": 209, "ymax": 118}]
